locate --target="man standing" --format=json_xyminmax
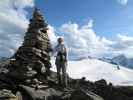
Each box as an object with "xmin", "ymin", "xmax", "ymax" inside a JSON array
[{"xmin": 54, "ymin": 37, "xmax": 68, "ymax": 87}]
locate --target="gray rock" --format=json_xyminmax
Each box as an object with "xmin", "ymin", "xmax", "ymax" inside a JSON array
[{"xmin": 7, "ymin": 7, "xmax": 52, "ymax": 83}]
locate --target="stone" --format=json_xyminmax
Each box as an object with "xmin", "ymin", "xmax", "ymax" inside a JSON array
[
  {"xmin": 69, "ymin": 89, "xmax": 104, "ymax": 100},
  {"xmin": 0, "ymin": 89, "xmax": 16, "ymax": 99},
  {"xmin": 95, "ymin": 79, "xmax": 107, "ymax": 86},
  {"xmin": 7, "ymin": 7, "xmax": 52, "ymax": 83},
  {"xmin": 19, "ymin": 85, "xmax": 62, "ymax": 100}
]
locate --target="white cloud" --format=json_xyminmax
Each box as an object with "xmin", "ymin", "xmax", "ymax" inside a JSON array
[
  {"xmin": 117, "ymin": 0, "xmax": 128, "ymax": 5},
  {"xmin": 0, "ymin": 0, "xmax": 35, "ymax": 57},
  {"xmin": 110, "ymin": 34, "xmax": 133, "ymax": 58},
  {"xmin": 47, "ymin": 21, "xmax": 133, "ymax": 59},
  {"xmin": 47, "ymin": 25, "xmax": 57, "ymax": 47},
  {"xmin": 83, "ymin": 19, "xmax": 94, "ymax": 28},
  {"xmin": 59, "ymin": 21, "xmax": 109, "ymax": 58}
]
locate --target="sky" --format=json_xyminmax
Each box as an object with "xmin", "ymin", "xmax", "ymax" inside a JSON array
[
  {"xmin": 35, "ymin": 0, "xmax": 133, "ymax": 38},
  {"xmin": 1, "ymin": 0, "xmax": 133, "ymax": 59}
]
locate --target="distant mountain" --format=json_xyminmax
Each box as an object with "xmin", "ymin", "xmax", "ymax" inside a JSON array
[
  {"xmin": 99, "ymin": 55, "xmax": 133, "ymax": 69},
  {"xmin": 98, "ymin": 57, "xmax": 112, "ymax": 63},
  {"xmin": 0, "ymin": 57, "xmax": 8, "ymax": 62},
  {"xmin": 111, "ymin": 55, "xmax": 133, "ymax": 69},
  {"xmin": 0, "ymin": 57, "xmax": 10, "ymax": 73}
]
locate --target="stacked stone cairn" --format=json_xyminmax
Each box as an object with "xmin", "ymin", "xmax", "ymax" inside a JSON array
[{"xmin": 8, "ymin": 8, "xmax": 52, "ymax": 85}]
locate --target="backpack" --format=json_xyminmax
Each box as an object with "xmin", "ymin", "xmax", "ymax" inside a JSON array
[{"xmin": 57, "ymin": 52, "xmax": 66, "ymax": 62}]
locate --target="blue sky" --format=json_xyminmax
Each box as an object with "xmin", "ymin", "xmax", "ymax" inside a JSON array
[
  {"xmin": 1, "ymin": 0, "xmax": 133, "ymax": 58},
  {"xmin": 32, "ymin": 0, "xmax": 133, "ymax": 38}
]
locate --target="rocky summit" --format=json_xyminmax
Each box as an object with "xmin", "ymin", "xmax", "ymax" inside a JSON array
[{"xmin": 0, "ymin": 8, "xmax": 133, "ymax": 100}]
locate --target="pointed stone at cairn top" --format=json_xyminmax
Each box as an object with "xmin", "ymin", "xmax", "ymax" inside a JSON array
[{"xmin": 28, "ymin": 7, "xmax": 48, "ymax": 31}]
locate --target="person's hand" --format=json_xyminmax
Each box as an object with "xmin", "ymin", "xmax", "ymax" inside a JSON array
[
  {"xmin": 65, "ymin": 60, "xmax": 68, "ymax": 66},
  {"xmin": 65, "ymin": 59, "xmax": 67, "ymax": 62}
]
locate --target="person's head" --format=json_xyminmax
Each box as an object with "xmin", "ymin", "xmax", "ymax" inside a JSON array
[{"xmin": 57, "ymin": 37, "xmax": 64, "ymax": 44}]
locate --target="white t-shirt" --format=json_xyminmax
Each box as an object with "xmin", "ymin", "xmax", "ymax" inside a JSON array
[{"xmin": 54, "ymin": 43, "xmax": 67, "ymax": 60}]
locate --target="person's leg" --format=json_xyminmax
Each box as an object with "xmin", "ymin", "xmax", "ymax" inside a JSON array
[
  {"xmin": 62, "ymin": 62, "xmax": 67, "ymax": 87},
  {"xmin": 56, "ymin": 61, "xmax": 62, "ymax": 85}
]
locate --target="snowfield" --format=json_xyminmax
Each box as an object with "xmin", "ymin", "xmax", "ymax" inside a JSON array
[{"xmin": 51, "ymin": 58, "xmax": 133, "ymax": 86}]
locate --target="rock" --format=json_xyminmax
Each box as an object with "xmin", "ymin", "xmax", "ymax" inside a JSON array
[
  {"xmin": 95, "ymin": 79, "xmax": 107, "ymax": 86},
  {"xmin": 7, "ymin": 7, "xmax": 52, "ymax": 83},
  {"xmin": 19, "ymin": 85, "xmax": 63, "ymax": 100},
  {"xmin": 0, "ymin": 89, "xmax": 16, "ymax": 100},
  {"xmin": 70, "ymin": 89, "xmax": 104, "ymax": 100},
  {"xmin": 26, "ymin": 70, "xmax": 37, "ymax": 78}
]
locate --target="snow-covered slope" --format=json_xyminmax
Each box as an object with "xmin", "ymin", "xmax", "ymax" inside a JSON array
[{"xmin": 51, "ymin": 58, "xmax": 133, "ymax": 86}]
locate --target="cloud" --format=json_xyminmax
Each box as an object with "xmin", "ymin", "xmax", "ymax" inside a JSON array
[
  {"xmin": 47, "ymin": 25, "xmax": 57, "ymax": 47},
  {"xmin": 59, "ymin": 21, "xmax": 110, "ymax": 58},
  {"xmin": 117, "ymin": 0, "xmax": 128, "ymax": 5},
  {"xmin": 47, "ymin": 21, "xmax": 133, "ymax": 59},
  {"xmin": 83, "ymin": 19, "xmax": 94, "ymax": 28},
  {"xmin": 0, "ymin": 0, "xmax": 35, "ymax": 57},
  {"xmin": 110, "ymin": 34, "xmax": 133, "ymax": 58}
]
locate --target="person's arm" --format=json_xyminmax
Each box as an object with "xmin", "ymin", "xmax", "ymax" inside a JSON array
[
  {"xmin": 52, "ymin": 45, "xmax": 58, "ymax": 57},
  {"xmin": 64, "ymin": 45, "xmax": 68, "ymax": 62}
]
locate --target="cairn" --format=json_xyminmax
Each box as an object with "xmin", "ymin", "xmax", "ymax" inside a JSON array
[{"xmin": 8, "ymin": 8, "xmax": 52, "ymax": 84}]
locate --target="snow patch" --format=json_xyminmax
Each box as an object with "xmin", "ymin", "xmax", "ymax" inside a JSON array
[{"xmin": 51, "ymin": 58, "xmax": 133, "ymax": 86}]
